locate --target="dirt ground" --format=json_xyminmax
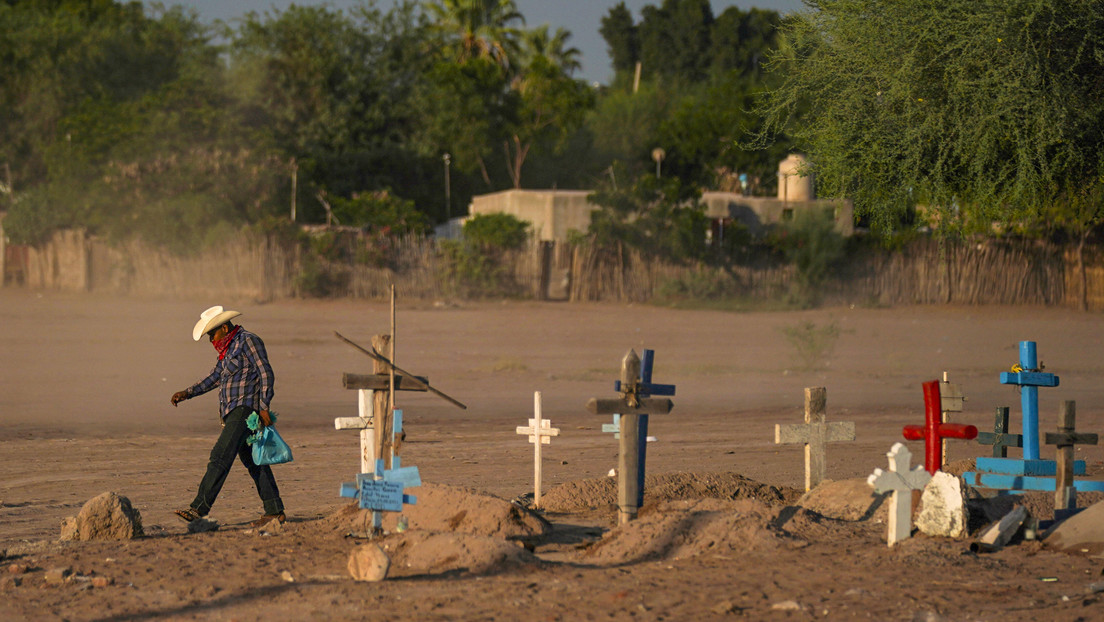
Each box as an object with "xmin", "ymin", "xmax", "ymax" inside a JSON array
[{"xmin": 4, "ymin": 289, "xmax": 1104, "ymax": 620}]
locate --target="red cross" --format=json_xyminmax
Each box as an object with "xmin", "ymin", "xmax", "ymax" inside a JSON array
[{"xmin": 903, "ymin": 380, "xmax": 978, "ymax": 474}]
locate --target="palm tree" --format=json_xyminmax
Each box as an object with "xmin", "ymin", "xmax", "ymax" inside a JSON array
[
  {"xmin": 518, "ymin": 25, "xmax": 582, "ymax": 76},
  {"xmin": 424, "ymin": 0, "xmax": 525, "ymax": 68}
]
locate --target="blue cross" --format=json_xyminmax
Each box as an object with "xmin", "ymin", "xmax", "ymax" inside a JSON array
[
  {"xmin": 999, "ymin": 341, "xmax": 1059, "ymax": 461},
  {"xmin": 339, "ymin": 409, "xmax": 420, "ymax": 528}
]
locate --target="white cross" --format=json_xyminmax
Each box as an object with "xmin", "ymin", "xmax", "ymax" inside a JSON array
[
  {"xmin": 334, "ymin": 389, "xmax": 376, "ymax": 474},
  {"xmin": 517, "ymin": 391, "xmax": 560, "ymax": 508},
  {"xmin": 867, "ymin": 442, "xmax": 932, "ymax": 546}
]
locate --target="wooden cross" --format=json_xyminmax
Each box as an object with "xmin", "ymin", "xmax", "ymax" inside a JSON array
[
  {"xmin": 867, "ymin": 442, "xmax": 931, "ymax": 546},
  {"xmin": 1000, "ymin": 340, "xmax": 1059, "ymax": 461},
  {"xmin": 1045, "ymin": 401, "xmax": 1098, "ymax": 515},
  {"xmin": 586, "ymin": 348, "xmax": 675, "ymax": 524},
  {"xmin": 517, "ymin": 391, "xmax": 560, "ymax": 509},
  {"xmin": 939, "ymin": 371, "xmax": 965, "ymax": 460},
  {"xmin": 903, "ymin": 380, "xmax": 977, "ymax": 474},
  {"xmin": 976, "ymin": 406, "xmax": 1023, "ymax": 458},
  {"xmin": 774, "ymin": 387, "xmax": 856, "ymax": 491}
]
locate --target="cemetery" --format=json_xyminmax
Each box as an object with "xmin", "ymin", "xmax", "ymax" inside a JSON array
[{"xmin": 4, "ymin": 293, "xmax": 1104, "ymax": 620}]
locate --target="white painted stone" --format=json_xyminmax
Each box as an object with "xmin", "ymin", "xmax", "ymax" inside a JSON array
[{"xmin": 916, "ymin": 472, "xmax": 969, "ymax": 539}]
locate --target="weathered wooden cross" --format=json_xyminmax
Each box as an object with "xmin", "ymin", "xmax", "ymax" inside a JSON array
[
  {"xmin": 774, "ymin": 387, "xmax": 856, "ymax": 491},
  {"xmin": 586, "ymin": 348, "xmax": 675, "ymax": 524},
  {"xmin": 867, "ymin": 442, "xmax": 931, "ymax": 546},
  {"xmin": 976, "ymin": 406, "xmax": 1022, "ymax": 458},
  {"xmin": 335, "ymin": 331, "xmax": 465, "ymax": 472},
  {"xmin": 1045, "ymin": 401, "xmax": 1098, "ymax": 517},
  {"xmin": 517, "ymin": 391, "xmax": 560, "ymax": 509},
  {"xmin": 902, "ymin": 380, "xmax": 977, "ymax": 474},
  {"xmin": 938, "ymin": 371, "xmax": 966, "ymax": 459}
]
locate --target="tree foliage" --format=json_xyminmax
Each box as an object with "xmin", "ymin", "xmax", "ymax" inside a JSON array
[{"xmin": 759, "ymin": 0, "xmax": 1104, "ymax": 234}]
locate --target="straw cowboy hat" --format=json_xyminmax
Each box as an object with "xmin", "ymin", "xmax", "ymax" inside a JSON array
[{"xmin": 192, "ymin": 305, "xmax": 242, "ymax": 341}]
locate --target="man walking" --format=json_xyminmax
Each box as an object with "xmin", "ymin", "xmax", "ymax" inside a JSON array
[{"xmin": 170, "ymin": 305, "xmax": 286, "ymax": 527}]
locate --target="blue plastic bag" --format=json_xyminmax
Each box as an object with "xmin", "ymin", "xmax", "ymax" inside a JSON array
[{"xmin": 249, "ymin": 421, "xmax": 293, "ymax": 466}]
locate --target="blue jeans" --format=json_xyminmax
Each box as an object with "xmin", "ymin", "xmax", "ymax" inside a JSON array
[{"xmin": 191, "ymin": 406, "xmax": 284, "ymax": 516}]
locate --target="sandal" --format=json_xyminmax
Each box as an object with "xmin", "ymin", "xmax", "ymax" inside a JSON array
[
  {"xmin": 250, "ymin": 512, "xmax": 286, "ymax": 528},
  {"xmin": 174, "ymin": 508, "xmax": 202, "ymax": 523}
]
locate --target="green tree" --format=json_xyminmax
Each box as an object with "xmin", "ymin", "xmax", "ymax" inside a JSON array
[
  {"xmin": 423, "ymin": 0, "xmax": 524, "ymax": 68},
  {"xmin": 599, "ymin": 2, "xmax": 638, "ymax": 76},
  {"xmin": 503, "ymin": 30, "xmax": 595, "ymax": 188},
  {"xmin": 758, "ymin": 0, "xmax": 1104, "ymax": 236}
]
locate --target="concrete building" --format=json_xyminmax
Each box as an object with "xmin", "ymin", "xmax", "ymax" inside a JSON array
[{"xmin": 464, "ymin": 155, "xmax": 853, "ymax": 241}]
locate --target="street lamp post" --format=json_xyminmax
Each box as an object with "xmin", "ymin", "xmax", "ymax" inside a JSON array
[
  {"xmin": 651, "ymin": 147, "xmax": 666, "ymax": 179},
  {"xmin": 443, "ymin": 153, "xmax": 452, "ymax": 221}
]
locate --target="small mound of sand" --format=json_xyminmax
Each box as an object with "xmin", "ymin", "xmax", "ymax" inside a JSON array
[
  {"xmin": 541, "ymin": 472, "xmax": 800, "ymax": 513},
  {"xmin": 583, "ymin": 497, "xmax": 824, "ymax": 564},
  {"xmin": 379, "ymin": 531, "xmax": 538, "ymax": 577},
  {"xmin": 797, "ymin": 479, "xmax": 888, "ymax": 522},
  {"xmin": 319, "ymin": 483, "xmax": 549, "ymax": 540}
]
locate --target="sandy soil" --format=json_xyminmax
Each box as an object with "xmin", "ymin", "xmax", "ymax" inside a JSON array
[{"xmin": 3, "ymin": 289, "xmax": 1104, "ymax": 620}]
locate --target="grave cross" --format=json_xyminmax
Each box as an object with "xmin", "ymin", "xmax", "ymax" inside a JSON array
[
  {"xmin": 340, "ymin": 410, "xmax": 421, "ymax": 534},
  {"xmin": 1000, "ymin": 340, "xmax": 1059, "ymax": 461},
  {"xmin": 1045, "ymin": 401, "xmax": 1098, "ymax": 515},
  {"xmin": 976, "ymin": 406, "xmax": 1023, "ymax": 458},
  {"xmin": 517, "ymin": 391, "xmax": 560, "ymax": 509},
  {"xmin": 867, "ymin": 442, "xmax": 932, "ymax": 546},
  {"xmin": 939, "ymin": 372, "xmax": 965, "ymax": 460},
  {"xmin": 903, "ymin": 380, "xmax": 977, "ymax": 474},
  {"xmin": 586, "ymin": 348, "xmax": 675, "ymax": 524},
  {"xmin": 774, "ymin": 387, "xmax": 856, "ymax": 491}
]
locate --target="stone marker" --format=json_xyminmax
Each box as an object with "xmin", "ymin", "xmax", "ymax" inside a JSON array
[
  {"xmin": 59, "ymin": 492, "xmax": 143, "ymax": 541},
  {"xmin": 348, "ymin": 543, "xmax": 390, "ymax": 582},
  {"xmin": 868, "ymin": 442, "xmax": 932, "ymax": 546},
  {"xmin": 915, "ymin": 472, "xmax": 969, "ymax": 539},
  {"xmin": 774, "ymin": 387, "xmax": 855, "ymax": 491}
]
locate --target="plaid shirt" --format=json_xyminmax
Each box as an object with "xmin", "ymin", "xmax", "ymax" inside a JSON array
[{"xmin": 184, "ymin": 328, "xmax": 275, "ymax": 419}]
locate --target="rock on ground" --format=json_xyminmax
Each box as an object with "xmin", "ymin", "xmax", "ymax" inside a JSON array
[
  {"xmin": 1044, "ymin": 500, "xmax": 1104, "ymax": 555},
  {"xmin": 348, "ymin": 544, "xmax": 390, "ymax": 582},
  {"xmin": 380, "ymin": 531, "xmax": 536, "ymax": 577},
  {"xmin": 916, "ymin": 472, "xmax": 969, "ymax": 539},
  {"xmin": 59, "ymin": 492, "xmax": 143, "ymax": 541}
]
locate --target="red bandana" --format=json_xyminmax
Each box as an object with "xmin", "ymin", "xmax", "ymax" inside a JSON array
[{"xmin": 213, "ymin": 325, "xmax": 241, "ymax": 360}]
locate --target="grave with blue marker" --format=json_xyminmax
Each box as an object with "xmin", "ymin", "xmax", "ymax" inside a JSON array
[
  {"xmin": 963, "ymin": 341, "xmax": 1104, "ymax": 493},
  {"xmin": 586, "ymin": 348, "xmax": 675, "ymax": 524},
  {"xmin": 339, "ymin": 409, "xmax": 421, "ymax": 533}
]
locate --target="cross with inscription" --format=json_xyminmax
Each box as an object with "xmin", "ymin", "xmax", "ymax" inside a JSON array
[
  {"xmin": 517, "ymin": 391, "xmax": 560, "ymax": 509},
  {"xmin": 774, "ymin": 387, "xmax": 855, "ymax": 491},
  {"xmin": 340, "ymin": 410, "xmax": 421, "ymax": 534},
  {"xmin": 867, "ymin": 442, "xmax": 931, "ymax": 546},
  {"xmin": 903, "ymin": 380, "xmax": 977, "ymax": 474},
  {"xmin": 1046, "ymin": 401, "xmax": 1098, "ymax": 518},
  {"xmin": 586, "ymin": 348, "xmax": 675, "ymax": 524},
  {"xmin": 976, "ymin": 406, "xmax": 1022, "ymax": 458}
]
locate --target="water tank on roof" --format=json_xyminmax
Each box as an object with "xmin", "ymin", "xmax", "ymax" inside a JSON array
[{"xmin": 777, "ymin": 154, "xmax": 814, "ymax": 202}]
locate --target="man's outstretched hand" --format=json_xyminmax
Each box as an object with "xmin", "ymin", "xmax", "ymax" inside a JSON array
[{"xmin": 171, "ymin": 391, "xmax": 188, "ymax": 407}]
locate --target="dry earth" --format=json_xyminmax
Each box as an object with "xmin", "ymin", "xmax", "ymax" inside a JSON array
[{"xmin": 3, "ymin": 290, "xmax": 1104, "ymax": 620}]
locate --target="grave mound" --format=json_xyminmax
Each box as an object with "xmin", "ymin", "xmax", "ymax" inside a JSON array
[
  {"xmin": 378, "ymin": 531, "xmax": 538, "ymax": 577},
  {"xmin": 582, "ymin": 497, "xmax": 829, "ymax": 564},
  {"xmin": 796, "ymin": 478, "xmax": 888, "ymax": 521},
  {"xmin": 540, "ymin": 472, "xmax": 800, "ymax": 513},
  {"xmin": 319, "ymin": 482, "xmax": 550, "ymax": 540}
]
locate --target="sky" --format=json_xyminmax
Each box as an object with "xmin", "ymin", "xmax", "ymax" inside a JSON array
[{"xmin": 150, "ymin": 0, "xmax": 806, "ymax": 85}]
